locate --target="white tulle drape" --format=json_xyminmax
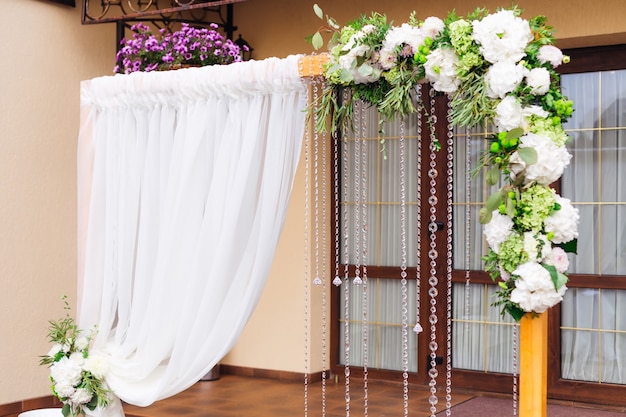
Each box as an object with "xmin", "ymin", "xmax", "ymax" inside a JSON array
[{"xmin": 76, "ymin": 55, "xmax": 307, "ymax": 410}]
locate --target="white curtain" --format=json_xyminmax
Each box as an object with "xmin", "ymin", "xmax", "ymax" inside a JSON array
[{"xmin": 76, "ymin": 55, "xmax": 308, "ymax": 409}]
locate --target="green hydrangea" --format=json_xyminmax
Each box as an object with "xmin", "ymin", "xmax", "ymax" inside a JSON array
[
  {"xmin": 449, "ymin": 19, "xmax": 473, "ymax": 55},
  {"xmin": 340, "ymin": 26, "xmax": 357, "ymax": 44},
  {"xmin": 498, "ymin": 232, "xmax": 528, "ymax": 273},
  {"xmin": 529, "ymin": 115, "xmax": 569, "ymax": 147},
  {"xmin": 516, "ymin": 184, "xmax": 556, "ymax": 231}
]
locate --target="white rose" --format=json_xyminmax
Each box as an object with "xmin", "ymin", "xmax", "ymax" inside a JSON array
[
  {"xmin": 483, "ymin": 211, "xmax": 514, "ymax": 253},
  {"xmin": 545, "ymin": 247, "xmax": 570, "ymax": 273},
  {"xmin": 421, "ymin": 16, "xmax": 445, "ymax": 39},
  {"xmin": 485, "ymin": 61, "xmax": 527, "ymax": 99},
  {"xmin": 526, "ymin": 67, "xmax": 551, "ymax": 95},
  {"xmin": 472, "ymin": 10, "xmax": 533, "ymax": 64},
  {"xmin": 424, "ymin": 47, "xmax": 460, "ymax": 93},
  {"xmin": 495, "ymin": 95, "xmax": 524, "ymax": 132},
  {"xmin": 537, "ymin": 45, "xmax": 564, "ymax": 67},
  {"xmin": 544, "ymin": 195, "xmax": 580, "ymax": 244}
]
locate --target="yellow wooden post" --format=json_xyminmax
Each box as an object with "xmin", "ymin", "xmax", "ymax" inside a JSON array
[
  {"xmin": 298, "ymin": 54, "xmax": 329, "ymax": 78},
  {"xmin": 519, "ymin": 312, "xmax": 548, "ymax": 417}
]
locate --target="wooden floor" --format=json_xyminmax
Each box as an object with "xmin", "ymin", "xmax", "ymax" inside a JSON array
[{"xmin": 122, "ymin": 374, "xmax": 475, "ymax": 417}]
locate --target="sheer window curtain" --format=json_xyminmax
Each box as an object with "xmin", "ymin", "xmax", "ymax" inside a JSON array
[{"xmin": 76, "ymin": 55, "xmax": 308, "ymax": 412}]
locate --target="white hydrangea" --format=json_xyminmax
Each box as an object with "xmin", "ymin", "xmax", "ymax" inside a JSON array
[
  {"xmin": 510, "ymin": 261, "xmax": 567, "ymax": 313},
  {"xmin": 509, "ymin": 133, "xmax": 572, "ymax": 185},
  {"xmin": 70, "ymin": 388, "xmax": 93, "ymax": 406},
  {"xmin": 424, "ymin": 47, "xmax": 460, "ymax": 93},
  {"xmin": 83, "ymin": 353, "xmax": 109, "ymax": 380},
  {"xmin": 544, "ymin": 195, "xmax": 580, "ymax": 244},
  {"xmin": 526, "ymin": 67, "xmax": 551, "ymax": 95},
  {"xmin": 537, "ymin": 45, "xmax": 565, "ymax": 67},
  {"xmin": 485, "ymin": 60, "xmax": 527, "ymax": 98},
  {"xmin": 472, "ymin": 9, "xmax": 533, "ymax": 64},
  {"xmin": 483, "ymin": 210, "xmax": 514, "ymax": 253},
  {"xmin": 50, "ymin": 356, "xmax": 83, "ymax": 388}
]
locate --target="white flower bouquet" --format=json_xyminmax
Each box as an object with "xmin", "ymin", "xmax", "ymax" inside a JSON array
[{"xmin": 40, "ymin": 297, "xmax": 110, "ymax": 417}]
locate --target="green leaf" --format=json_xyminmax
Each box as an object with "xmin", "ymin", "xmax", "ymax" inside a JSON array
[
  {"xmin": 311, "ymin": 32, "xmax": 324, "ymax": 50},
  {"xmin": 479, "ymin": 207, "xmax": 492, "ymax": 224},
  {"xmin": 486, "ymin": 166, "xmax": 499, "ymax": 186},
  {"xmin": 62, "ymin": 404, "xmax": 71, "ymax": 417},
  {"xmin": 506, "ymin": 127, "xmax": 525, "ymax": 140},
  {"xmin": 517, "ymin": 147, "xmax": 537, "ymax": 165},
  {"xmin": 506, "ymin": 304, "xmax": 526, "ymax": 322},
  {"xmin": 313, "ymin": 4, "xmax": 324, "ymax": 20},
  {"xmin": 505, "ymin": 195, "xmax": 516, "ymax": 218},
  {"xmin": 328, "ymin": 17, "xmax": 341, "ymax": 30},
  {"xmin": 557, "ymin": 239, "xmax": 578, "ymax": 254},
  {"xmin": 542, "ymin": 263, "xmax": 559, "ymax": 287},
  {"xmin": 485, "ymin": 190, "xmax": 504, "ymax": 212}
]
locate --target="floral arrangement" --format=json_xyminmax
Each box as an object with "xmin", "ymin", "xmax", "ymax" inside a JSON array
[
  {"xmin": 40, "ymin": 297, "xmax": 110, "ymax": 417},
  {"xmin": 114, "ymin": 22, "xmax": 244, "ymax": 74},
  {"xmin": 310, "ymin": 5, "xmax": 579, "ymax": 321}
]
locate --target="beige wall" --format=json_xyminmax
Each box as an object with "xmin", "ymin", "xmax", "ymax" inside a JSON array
[
  {"xmin": 2, "ymin": 0, "xmax": 626, "ymax": 407},
  {"xmin": 1, "ymin": 0, "xmax": 114, "ymax": 405}
]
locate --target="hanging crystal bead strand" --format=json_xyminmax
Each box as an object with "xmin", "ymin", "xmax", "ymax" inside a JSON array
[
  {"xmin": 341, "ymin": 89, "xmax": 351, "ymax": 417},
  {"xmin": 445, "ymin": 101, "xmax": 455, "ymax": 416},
  {"xmin": 414, "ymin": 87, "xmax": 423, "ymax": 336},
  {"xmin": 360, "ymin": 102, "xmax": 370, "ymax": 417},
  {"xmin": 301, "ymin": 56, "xmax": 312, "ymax": 417},
  {"xmin": 353, "ymin": 100, "xmax": 362, "ymax": 288},
  {"xmin": 461, "ymin": 127, "xmax": 472, "ymax": 412},
  {"xmin": 399, "ymin": 119, "xmax": 410, "ymax": 416},
  {"xmin": 427, "ymin": 88, "xmax": 440, "ymax": 417}
]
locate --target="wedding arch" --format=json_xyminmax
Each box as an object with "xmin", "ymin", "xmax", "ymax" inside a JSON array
[{"xmin": 300, "ymin": 5, "xmax": 578, "ymax": 417}]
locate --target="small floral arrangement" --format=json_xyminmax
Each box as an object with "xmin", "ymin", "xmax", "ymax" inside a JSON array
[
  {"xmin": 309, "ymin": 5, "xmax": 579, "ymax": 321},
  {"xmin": 40, "ymin": 297, "xmax": 110, "ymax": 417},
  {"xmin": 114, "ymin": 22, "xmax": 244, "ymax": 74}
]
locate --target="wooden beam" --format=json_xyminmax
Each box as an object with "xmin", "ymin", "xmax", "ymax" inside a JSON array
[{"xmin": 519, "ymin": 312, "xmax": 548, "ymax": 417}]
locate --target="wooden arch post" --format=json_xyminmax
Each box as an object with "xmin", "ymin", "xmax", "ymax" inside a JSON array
[
  {"xmin": 519, "ymin": 313, "xmax": 548, "ymax": 417},
  {"xmin": 297, "ymin": 54, "xmax": 549, "ymax": 417}
]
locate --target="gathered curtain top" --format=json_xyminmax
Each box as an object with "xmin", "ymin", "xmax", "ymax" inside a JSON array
[{"xmin": 81, "ymin": 55, "xmax": 307, "ymax": 109}]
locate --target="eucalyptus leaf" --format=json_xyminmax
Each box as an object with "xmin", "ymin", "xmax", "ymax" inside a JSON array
[
  {"xmin": 505, "ymin": 195, "xmax": 516, "ymax": 218},
  {"xmin": 358, "ymin": 64, "xmax": 373, "ymax": 76},
  {"xmin": 517, "ymin": 147, "xmax": 537, "ymax": 165},
  {"xmin": 486, "ymin": 166, "xmax": 499, "ymax": 186},
  {"xmin": 328, "ymin": 17, "xmax": 341, "ymax": 30},
  {"xmin": 311, "ymin": 32, "xmax": 324, "ymax": 50},
  {"xmin": 506, "ymin": 127, "xmax": 525, "ymax": 140},
  {"xmin": 485, "ymin": 190, "xmax": 504, "ymax": 212},
  {"xmin": 479, "ymin": 207, "xmax": 492, "ymax": 224},
  {"xmin": 313, "ymin": 4, "xmax": 324, "ymax": 20}
]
